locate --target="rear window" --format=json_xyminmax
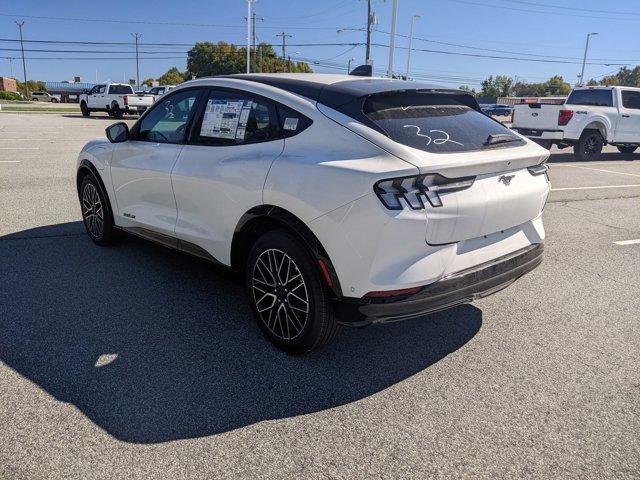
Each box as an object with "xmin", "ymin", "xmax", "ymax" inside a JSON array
[
  {"xmin": 363, "ymin": 92, "xmax": 524, "ymax": 153},
  {"xmin": 566, "ymin": 89, "xmax": 613, "ymax": 107},
  {"xmin": 109, "ymin": 85, "xmax": 134, "ymax": 95},
  {"xmin": 621, "ymin": 90, "xmax": 640, "ymax": 110}
]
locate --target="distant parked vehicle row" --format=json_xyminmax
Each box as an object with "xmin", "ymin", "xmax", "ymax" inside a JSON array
[
  {"xmin": 481, "ymin": 103, "xmax": 513, "ymax": 117},
  {"xmin": 511, "ymin": 86, "xmax": 640, "ymax": 160}
]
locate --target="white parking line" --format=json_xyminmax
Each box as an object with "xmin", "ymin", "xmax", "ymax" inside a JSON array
[
  {"xmin": 552, "ymin": 184, "xmax": 640, "ymax": 191},
  {"xmin": 614, "ymin": 239, "xmax": 640, "ymax": 246},
  {"xmin": 0, "ymin": 147, "xmax": 39, "ymax": 150},
  {"xmin": 558, "ymin": 164, "xmax": 640, "ymax": 178},
  {"xmin": 0, "ymin": 160, "xmax": 21, "ymax": 163}
]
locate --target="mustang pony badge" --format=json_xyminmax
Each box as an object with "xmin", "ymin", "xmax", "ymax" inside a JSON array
[{"xmin": 499, "ymin": 174, "xmax": 515, "ymax": 186}]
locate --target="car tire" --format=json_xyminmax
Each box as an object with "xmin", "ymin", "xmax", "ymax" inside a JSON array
[
  {"xmin": 617, "ymin": 145, "xmax": 637, "ymax": 154},
  {"xmin": 111, "ymin": 103, "xmax": 124, "ymax": 119},
  {"xmin": 51, "ymin": 98, "xmax": 58, "ymax": 103},
  {"xmin": 574, "ymin": 130, "xmax": 604, "ymax": 161},
  {"xmin": 245, "ymin": 230, "xmax": 340, "ymax": 354},
  {"xmin": 79, "ymin": 174, "xmax": 117, "ymax": 246},
  {"xmin": 80, "ymin": 101, "xmax": 91, "ymax": 117}
]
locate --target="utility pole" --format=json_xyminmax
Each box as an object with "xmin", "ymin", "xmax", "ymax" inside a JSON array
[
  {"xmin": 245, "ymin": 10, "xmax": 264, "ymax": 72},
  {"xmin": 579, "ymin": 32, "xmax": 598, "ymax": 86},
  {"xmin": 276, "ymin": 32, "xmax": 292, "ymax": 72},
  {"xmin": 387, "ymin": 0, "xmax": 398, "ymax": 78},
  {"xmin": 246, "ymin": 0, "xmax": 255, "ymax": 73},
  {"xmin": 365, "ymin": 0, "xmax": 372, "ymax": 65},
  {"xmin": 131, "ymin": 33, "xmax": 142, "ymax": 88},
  {"xmin": 347, "ymin": 57, "xmax": 355, "ymax": 73},
  {"xmin": 15, "ymin": 21, "xmax": 28, "ymax": 98},
  {"xmin": 405, "ymin": 14, "xmax": 420, "ymax": 80}
]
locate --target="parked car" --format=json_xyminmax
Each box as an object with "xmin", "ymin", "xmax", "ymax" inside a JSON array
[
  {"xmin": 481, "ymin": 103, "xmax": 512, "ymax": 117},
  {"xmin": 147, "ymin": 85, "xmax": 176, "ymax": 97},
  {"xmin": 30, "ymin": 91, "xmax": 58, "ymax": 103},
  {"xmin": 76, "ymin": 74, "xmax": 549, "ymax": 353},
  {"xmin": 511, "ymin": 86, "xmax": 640, "ymax": 160},
  {"xmin": 79, "ymin": 83, "xmax": 137, "ymax": 118}
]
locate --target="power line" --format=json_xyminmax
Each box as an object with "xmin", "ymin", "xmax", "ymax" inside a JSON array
[{"xmin": 495, "ymin": 0, "xmax": 640, "ymax": 16}]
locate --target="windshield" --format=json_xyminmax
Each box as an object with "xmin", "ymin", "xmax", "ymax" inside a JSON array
[{"xmin": 363, "ymin": 92, "xmax": 524, "ymax": 153}]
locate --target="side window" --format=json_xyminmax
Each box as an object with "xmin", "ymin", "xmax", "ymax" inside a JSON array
[
  {"xmin": 193, "ymin": 90, "xmax": 279, "ymax": 145},
  {"xmin": 97, "ymin": 86, "xmax": 106, "ymax": 94},
  {"xmin": 135, "ymin": 89, "xmax": 200, "ymax": 144},
  {"xmin": 277, "ymin": 104, "xmax": 313, "ymax": 137},
  {"xmin": 622, "ymin": 91, "xmax": 640, "ymax": 110}
]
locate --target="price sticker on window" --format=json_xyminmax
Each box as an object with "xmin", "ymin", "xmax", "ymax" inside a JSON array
[{"xmin": 283, "ymin": 117, "xmax": 299, "ymax": 131}]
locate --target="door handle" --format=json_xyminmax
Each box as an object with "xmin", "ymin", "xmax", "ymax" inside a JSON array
[{"xmin": 622, "ymin": 114, "xmax": 630, "ymax": 118}]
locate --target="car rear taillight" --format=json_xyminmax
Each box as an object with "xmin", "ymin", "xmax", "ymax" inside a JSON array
[
  {"xmin": 374, "ymin": 174, "xmax": 476, "ymax": 210},
  {"xmin": 123, "ymin": 95, "xmax": 128, "ymax": 106},
  {"xmin": 558, "ymin": 109, "xmax": 573, "ymax": 126}
]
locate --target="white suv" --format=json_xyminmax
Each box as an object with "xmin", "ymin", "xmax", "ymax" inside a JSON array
[{"xmin": 76, "ymin": 73, "xmax": 550, "ymax": 353}]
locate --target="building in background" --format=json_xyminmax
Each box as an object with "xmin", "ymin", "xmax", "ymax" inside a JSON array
[{"xmin": 0, "ymin": 77, "xmax": 17, "ymax": 93}]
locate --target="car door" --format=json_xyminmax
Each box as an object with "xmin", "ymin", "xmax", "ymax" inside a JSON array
[
  {"xmin": 109, "ymin": 87, "xmax": 203, "ymax": 236},
  {"xmin": 616, "ymin": 90, "xmax": 640, "ymax": 143},
  {"xmin": 171, "ymin": 88, "xmax": 285, "ymax": 264},
  {"xmin": 88, "ymin": 85, "xmax": 106, "ymax": 109}
]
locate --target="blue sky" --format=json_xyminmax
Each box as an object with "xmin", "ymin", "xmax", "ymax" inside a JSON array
[{"xmin": 1, "ymin": 0, "xmax": 639, "ymax": 88}]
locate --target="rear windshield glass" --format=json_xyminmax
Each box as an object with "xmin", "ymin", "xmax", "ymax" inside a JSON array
[
  {"xmin": 566, "ymin": 89, "xmax": 613, "ymax": 107},
  {"xmin": 363, "ymin": 92, "xmax": 524, "ymax": 153},
  {"xmin": 109, "ymin": 85, "xmax": 134, "ymax": 95}
]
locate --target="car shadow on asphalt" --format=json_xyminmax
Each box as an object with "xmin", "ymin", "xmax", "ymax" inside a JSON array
[
  {"xmin": 0, "ymin": 222, "xmax": 482, "ymax": 444},
  {"xmin": 61, "ymin": 114, "xmax": 139, "ymax": 121}
]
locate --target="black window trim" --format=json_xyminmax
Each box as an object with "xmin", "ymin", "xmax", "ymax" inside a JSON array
[
  {"xmin": 185, "ymin": 86, "xmax": 312, "ymax": 147},
  {"xmin": 128, "ymin": 86, "xmax": 206, "ymax": 145}
]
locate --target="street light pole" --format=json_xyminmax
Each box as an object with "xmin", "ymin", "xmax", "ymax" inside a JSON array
[
  {"xmin": 131, "ymin": 33, "xmax": 142, "ymax": 88},
  {"xmin": 405, "ymin": 14, "xmax": 420, "ymax": 80},
  {"xmin": 387, "ymin": 0, "xmax": 398, "ymax": 78},
  {"xmin": 365, "ymin": 0, "xmax": 372, "ymax": 65},
  {"xmin": 7, "ymin": 57, "xmax": 15, "ymax": 79},
  {"xmin": 579, "ymin": 32, "xmax": 598, "ymax": 86},
  {"xmin": 15, "ymin": 21, "xmax": 28, "ymax": 98}
]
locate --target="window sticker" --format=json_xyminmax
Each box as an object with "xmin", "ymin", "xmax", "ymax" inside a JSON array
[
  {"xmin": 283, "ymin": 117, "xmax": 299, "ymax": 131},
  {"xmin": 200, "ymin": 99, "xmax": 253, "ymax": 139}
]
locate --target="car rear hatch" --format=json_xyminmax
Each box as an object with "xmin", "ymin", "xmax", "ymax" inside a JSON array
[{"xmin": 323, "ymin": 89, "xmax": 550, "ymax": 245}]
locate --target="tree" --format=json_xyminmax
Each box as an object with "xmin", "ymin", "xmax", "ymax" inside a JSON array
[
  {"xmin": 187, "ymin": 41, "xmax": 313, "ymax": 78},
  {"xmin": 459, "ymin": 85, "xmax": 477, "ymax": 95},
  {"xmin": 16, "ymin": 80, "xmax": 46, "ymax": 93},
  {"xmin": 479, "ymin": 75, "xmax": 513, "ymax": 99},
  {"xmin": 142, "ymin": 78, "xmax": 155, "ymax": 87},
  {"xmin": 157, "ymin": 67, "xmax": 185, "ymax": 85},
  {"xmin": 544, "ymin": 75, "xmax": 571, "ymax": 96}
]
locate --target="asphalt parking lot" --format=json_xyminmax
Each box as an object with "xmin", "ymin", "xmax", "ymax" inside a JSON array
[{"xmin": 1, "ymin": 113, "xmax": 639, "ymax": 479}]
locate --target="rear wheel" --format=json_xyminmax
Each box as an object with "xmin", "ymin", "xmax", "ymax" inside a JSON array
[
  {"xmin": 574, "ymin": 130, "xmax": 604, "ymax": 161},
  {"xmin": 617, "ymin": 145, "xmax": 638, "ymax": 154},
  {"xmin": 245, "ymin": 230, "xmax": 340, "ymax": 354},
  {"xmin": 80, "ymin": 101, "xmax": 91, "ymax": 117},
  {"xmin": 51, "ymin": 98, "xmax": 58, "ymax": 103},
  {"xmin": 110, "ymin": 103, "xmax": 124, "ymax": 119},
  {"xmin": 79, "ymin": 174, "xmax": 116, "ymax": 245}
]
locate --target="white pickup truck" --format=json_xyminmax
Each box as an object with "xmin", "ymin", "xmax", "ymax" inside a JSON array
[
  {"xmin": 79, "ymin": 83, "xmax": 152, "ymax": 118},
  {"xmin": 511, "ymin": 86, "xmax": 640, "ymax": 160},
  {"xmin": 123, "ymin": 92, "xmax": 155, "ymax": 116}
]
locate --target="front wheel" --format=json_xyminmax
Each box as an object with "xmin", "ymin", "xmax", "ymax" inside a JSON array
[
  {"xmin": 80, "ymin": 101, "xmax": 91, "ymax": 117},
  {"xmin": 246, "ymin": 230, "xmax": 340, "ymax": 354},
  {"xmin": 617, "ymin": 145, "xmax": 638, "ymax": 154},
  {"xmin": 79, "ymin": 174, "xmax": 116, "ymax": 245},
  {"xmin": 574, "ymin": 130, "xmax": 604, "ymax": 161}
]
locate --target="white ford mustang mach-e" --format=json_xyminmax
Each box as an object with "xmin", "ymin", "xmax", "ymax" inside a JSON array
[{"xmin": 76, "ymin": 73, "xmax": 550, "ymax": 353}]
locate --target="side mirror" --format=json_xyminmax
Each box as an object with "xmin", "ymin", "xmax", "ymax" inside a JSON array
[{"xmin": 105, "ymin": 122, "xmax": 129, "ymax": 143}]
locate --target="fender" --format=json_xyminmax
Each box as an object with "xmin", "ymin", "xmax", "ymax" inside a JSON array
[
  {"xmin": 77, "ymin": 159, "xmax": 115, "ymax": 221},
  {"xmin": 232, "ymin": 205, "xmax": 343, "ymax": 297}
]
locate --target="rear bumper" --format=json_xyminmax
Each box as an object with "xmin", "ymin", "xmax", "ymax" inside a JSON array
[
  {"xmin": 333, "ymin": 242, "xmax": 543, "ymax": 326},
  {"xmin": 514, "ymin": 128, "xmax": 564, "ymax": 141}
]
